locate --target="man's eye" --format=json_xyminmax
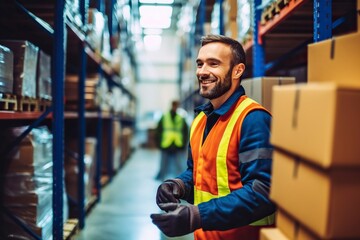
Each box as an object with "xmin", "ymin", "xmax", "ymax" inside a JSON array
[
  {"xmin": 210, "ymin": 62, "xmax": 219, "ymax": 66},
  {"xmin": 197, "ymin": 63, "xmax": 203, "ymax": 68}
]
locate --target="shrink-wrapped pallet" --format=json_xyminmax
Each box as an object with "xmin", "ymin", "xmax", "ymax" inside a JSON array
[
  {"xmin": 0, "ymin": 44, "xmax": 14, "ymax": 94},
  {"xmin": 36, "ymin": 50, "xmax": 52, "ymax": 100},
  {"xmin": 0, "ymin": 126, "xmax": 55, "ymax": 239},
  {"xmin": 0, "ymin": 40, "xmax": 38, "ymax": 98}
]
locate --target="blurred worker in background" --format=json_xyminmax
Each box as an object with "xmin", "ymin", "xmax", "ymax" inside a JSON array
[
  {"xmin": 151, "ymin": 35, "xmax": 276, "ymax": 239},
  {"xmin": 155, "ymin": 100, "xmax": 189, "ymax": 181}
]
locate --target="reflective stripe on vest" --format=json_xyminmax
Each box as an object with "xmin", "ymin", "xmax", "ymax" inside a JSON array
[
  {"xmin": 160, "ymin": 112, "xmax": 184, "ymax": 148},
  {"xmin": 190, "ymin": 97, "xmax": 274, "ymax": 237}
]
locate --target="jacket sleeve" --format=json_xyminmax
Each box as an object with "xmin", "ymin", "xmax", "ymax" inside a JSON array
[{"xmin": 197, "ymin": 110, "xmax": 277, "ymax": 230}]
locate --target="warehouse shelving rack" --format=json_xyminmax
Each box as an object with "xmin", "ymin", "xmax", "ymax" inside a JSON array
[
  {"xmin": 250, "ymin": 0, "xmax": 357, "ymax": 79},
  {"xmin": 0, "ymin": 0, "xmax": 136, "ymax": 239},
  {"xmin": 180, "ymin": 0, "xmax": 357, "ymax": 117}
]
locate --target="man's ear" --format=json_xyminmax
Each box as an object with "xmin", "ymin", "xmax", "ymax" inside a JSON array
[{"xmin": 233, "ymin": 63, "xmax": 245, "ymax": 79}]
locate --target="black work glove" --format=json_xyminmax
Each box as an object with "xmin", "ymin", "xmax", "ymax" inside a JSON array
[
  {"xmin": 156, "ymin": 179, "xmax": 185, "ymax": 206},
  {"xmin": 150, "ymin": 203, "xmax": 201, "ymax": 237}
]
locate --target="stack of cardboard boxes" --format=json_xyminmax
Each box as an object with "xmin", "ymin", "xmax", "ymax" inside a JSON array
[
  {"xmin": 0, "ymin": 40, "xmax": 52, "ymax": 112},
  {"xmin": 65, "ymin": 137, "xmax": 97, "ymax": 215},
  {"xmin": 242, "ymin": 77, "xmax": 295, "ymax": 112},
  {"xmin": 261, "ymin": 1, "xmax": 360, "ymax": 239}
]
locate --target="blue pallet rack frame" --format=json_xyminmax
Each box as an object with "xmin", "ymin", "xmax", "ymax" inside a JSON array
[
  {"xmin": 0, "ymin": 0, "xmax": 136, "ymax": 238},
  {"xmin": 76, "ymin": 0, "xmax": 88, "ymax": 231},
  {"xmin": 0, "ymin": 2, "xmax": 65, "ymax": 239},
  {"xmin": 252, "ymin": 0, "xmax": 333, "ymax": 76},
  {"xmin": 53, "ymin": 0, "xmax": 66, "ymax": 239}
]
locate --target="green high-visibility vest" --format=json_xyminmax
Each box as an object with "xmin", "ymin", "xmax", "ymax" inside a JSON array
[{"xmin": 160, "ymin": 112, "xmax": 185, "ymax": 148}]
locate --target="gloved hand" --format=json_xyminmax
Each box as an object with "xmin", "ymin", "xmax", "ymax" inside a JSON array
[
  {"xmin": 156, "ymin": 179, "xmax": 185, "ymax": 206},
  {"xmin": 150, "ymin": 203, "xmax": 201, "ymax": 237}
]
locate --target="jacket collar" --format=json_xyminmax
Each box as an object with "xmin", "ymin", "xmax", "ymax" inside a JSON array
[{"xmin": 194, "ymin": 85, "xmax": 245, "ymax": 116}]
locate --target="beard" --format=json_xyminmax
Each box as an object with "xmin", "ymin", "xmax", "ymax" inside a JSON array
[{"xmin": 199, "ymin": 69, "xmax": 232, "ymax": 100}]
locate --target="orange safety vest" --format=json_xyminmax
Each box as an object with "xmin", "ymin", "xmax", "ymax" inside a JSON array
[{"xmin": 190, "ymin": 96, "xmax": 274, "ymax": 240}]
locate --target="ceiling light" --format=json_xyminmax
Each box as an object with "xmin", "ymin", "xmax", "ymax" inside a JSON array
[
  {"xmin": 139, "ymin": 5, "xmax": 172, "ymax": 29},
  {"xmin": 139, "ymin": 5, "xmax": 172, "ymax": 18}
]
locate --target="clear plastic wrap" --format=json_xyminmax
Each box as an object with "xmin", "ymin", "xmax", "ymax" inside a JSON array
[
  {"xmin": 36, "ymin": 50, "xmax": 52, "ymax": 100},
  {"xmin": 0, "ymin": 40, "xmax": 38, "ymax": 98},
  {"xmin": 0, "ymin": 126, "xmax": 56, "ymax": 239},
  {"xmin": 0, "ymin": 44, "xmax": 14, "ymax": 94}
]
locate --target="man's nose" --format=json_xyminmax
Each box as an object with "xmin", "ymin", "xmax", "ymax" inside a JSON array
[{"xmin": 197, "ymin": 65, "xmax": 209, "ymax": 76}]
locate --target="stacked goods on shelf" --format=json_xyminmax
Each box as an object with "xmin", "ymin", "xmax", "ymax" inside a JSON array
[
  {"xmin": 101, "ymin": 120, "xmax": 122, "ymax": 175},
  {"xmin": 36, "ymin": 50, "xmax": 52, "ymax": 101},
  {"xmin": 267, "ymin": 83, "xmax": 360, "ymax": 239},
  {"xmin": 96, "ymin": 77, "xmax": 112, "ymax": 112},
  {"xmin": 36, "ymin": 50, "xmax": 52, "ymax": 111},
  {"xmin": 236, "ymin": 0, "xmax": 253, "ymax": 45},
  {"xmin": 0, "ymin": 44, "xmax": 16, "ymax": 111},
  {"xmin": 65, "ymin": 0, "xmax": 84, "ymax": 28},
  {"xmin": 110, "ymin": 87, "xmax": 123, "ymax": 114},
  {"xmin": 65, "ymin": 137, "xmax": 97, "ymax": 214},
  {"xmin": 259, "ymin": 0, "xmax": 286, "ymax": 25},
  {"xmin": 101, "ymin": 14, "xmax": 112, "ymax": 63},
  {"xmin": 120, "ymin": 127, "xmax": 133, "ymax": 165},
  {"xmin": 87, "ymin": 8, "xmax": 106, "ymax": 55},
  {"xmin": 241, "ymin": 76, "xmax": 295, "ymax": 112},
  {"xmin": 224, "ymin": 0, "xmax": 238, "ymax": 39},
  {"xmin": 65, "ymin": 74, "xmax": 99, "ymax": 111},
  {"xmin": 0, "ymin": 45, "xmax": 14, "ymax": 94},
  {"xmin": 0, "ymin": 40, "xmax": 38, "ymax": 112},
  {"xmin": 0, "ymin": 126, "xmax": 67, "ymax": 239}
]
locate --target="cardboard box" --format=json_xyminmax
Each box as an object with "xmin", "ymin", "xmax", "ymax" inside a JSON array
[
  {"xmin": 242, "ymin": 77, "xmax": 295, "ymax": 112},
  {"xmin": 260, "ymin": 228, "xmax": 288, "ymax": 240},
  {"xmin": 308, "ymin": 32, "xmax": 360, "ymax": 88},
  {"xmin": 358, "ymin": 0, "xmax": 360, "ymax": 30},
  {"xmin": 271, "ymin": 82, "xmax": 360, "ymax": 168},
  {"xmin": 270, "ymin": 150, "xmax": 360, "ymax": 239},
  {"xmin": 276, "ymin": 209, "xmax": 319, "ymax": 240}
]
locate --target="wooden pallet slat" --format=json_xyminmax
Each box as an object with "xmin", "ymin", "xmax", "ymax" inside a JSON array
[
  {"xmin": 39, "ymin": 98, "xmax": 52, "ymax": 111},
  {"xmin": 17, "ymin": 96, "xmax": 39, "ymax": 112},
  {"xmin": 0, "ymin": 93, "xmax": 18, "ymax": 111},
  {"xmin": 63, "ymin": 218, "xmax": 79, "ymax": 240}
]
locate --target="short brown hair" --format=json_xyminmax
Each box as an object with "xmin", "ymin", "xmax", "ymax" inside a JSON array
[{"xmin": 200, "ymin": 35, "xmax": 246, "ymax": 67}]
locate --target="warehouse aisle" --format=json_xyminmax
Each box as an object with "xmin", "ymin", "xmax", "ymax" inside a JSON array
[{"xmin": 74, "ymin": 147, "xmax": 193, "ymax": 240}]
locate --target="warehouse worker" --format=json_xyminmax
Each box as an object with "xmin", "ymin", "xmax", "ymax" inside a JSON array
[
  {"xmin": 150, "ymin": 35, "xmax": 276, "ymax": 239},
  {"xmin": 155, "ymin": 100, "xmax": 189, "ymax": 181}
]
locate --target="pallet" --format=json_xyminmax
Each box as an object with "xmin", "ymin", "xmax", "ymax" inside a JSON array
[
  {"xmin": 276, "ymin": 0, "xmax": 291, "ymax": 11},
  {"xmin": 261, "ymin": 0, "xmax": 289, "ymax": 25},
  {"xmin": 0, "ymin": 93, "xmax": 17, "ymax": 111},
  {"xmin": 63, "ymin": 218, "xmax": 79, "ymax": 240},
  {"xmin": 39, "ymin": 98, "xmax": 52, "ymax": 111},
  {"xmin": 17, "ymin": 96, "xmax": 39, "ymax": 112}
]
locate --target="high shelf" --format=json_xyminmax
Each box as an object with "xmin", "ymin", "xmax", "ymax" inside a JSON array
[
  {"xmin": 0, "ymin": 1, "xmax": 136, "ymax": 239},
  {"xmin": 179, "ymin": 0, "xmax": 358, "ymax": 112},
  {"xmin": 251, "ymin": 0, "xmax": 357, "ymax": 80}
]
